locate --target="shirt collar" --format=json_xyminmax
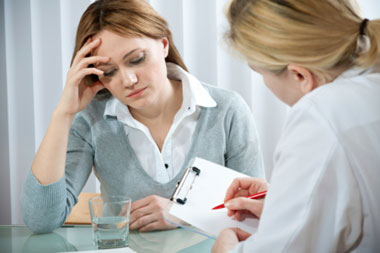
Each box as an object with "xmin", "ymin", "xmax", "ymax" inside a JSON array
[
  {"xmin": 334, "ymin": 67, "xmax": 372, "ymax": 82},
  {"xmin": 103, "ymin": 96, "xmax": 138, "ymax": 130},
  {"xmin": 103, "ymin": 62, "xmax": 216, "ymax": 127},
  {"xmin": 296, "ymin": 67, "xmax": 376, "ymax": 107},
  {"xmin": 166, "ymin": 62, "xmax": 216, "ymax": 108}
]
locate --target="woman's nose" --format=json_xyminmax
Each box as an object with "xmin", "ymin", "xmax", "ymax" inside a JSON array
[{"xmin": 122, "ymin": 70, "xmax": 138, "ymax": 87}]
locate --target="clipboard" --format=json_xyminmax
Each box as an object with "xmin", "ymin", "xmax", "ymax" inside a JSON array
[{"xmin": 164, "ymin": 157, "xmax": 260, "ymax": 239}]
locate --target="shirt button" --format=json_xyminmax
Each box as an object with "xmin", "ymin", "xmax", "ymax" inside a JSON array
[{"xmin": 165, "ymin": 163, "xmax": 169, "ymax": 169}]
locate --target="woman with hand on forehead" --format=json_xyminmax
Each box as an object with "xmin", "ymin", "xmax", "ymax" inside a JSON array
[
  {"xmin": 21, "ymin": 0, "xmax": 264, "ymax": 233},
  {"xmin": 212, "ymin": 0, "xmax": 380, "ymax": 252}
]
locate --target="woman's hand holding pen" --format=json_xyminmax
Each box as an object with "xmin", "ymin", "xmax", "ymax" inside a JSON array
[
  {"xmin": 211, "ymin": 178, "xmax": 269, "ymax": 252},
  {"xmin": 56, "ymin": 38, "xmax": 109, "ymax": 117},
  {"xmin": 224, "ymin": 177, "xmax": 269, "ymax": 221},
  {"xmin": 129, "ymin": 195, "xmax": 177, "ymax": 232}
]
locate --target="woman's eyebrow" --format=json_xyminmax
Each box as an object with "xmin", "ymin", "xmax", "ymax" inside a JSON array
[
  {"xmin": 96, "ymin": 48, "xmax": 139, "ymax": 67},
  {"xmin": 122, "ymin": 48, "xmax": 139, "ymax": 61}
]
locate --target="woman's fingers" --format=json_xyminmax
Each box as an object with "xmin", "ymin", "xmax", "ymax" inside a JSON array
[
  {"xmin": 226, "ymin": 198, "xmax": 265, "ymax": 218},
  {"xmin": 71, "ymin": 38, "xmax": 101, "ymax": 67},
  {"xmin": 67, "ymin": 56, "xmax": 109, "ymax": 88},
  {"xmin": 234, "ymin": 228, "xmax": 252, "ymax": 241},
  {"xmin": 233, "ymin": 210, "xmax": 255, "ymax": 221},
  {"xmin": 137, "ymin": 215, "xmax": 176, "ymax": 232},
  {"xmin": 130, "ymin": 211, "xmax": 156, "ymax": 230},
  {"xmin": 129, "ymin": 195, "xmax": 175, "ymax": 232},
  {"xmin": 130, "ymin": 205, "xmax": 151, "ymax": 225},
  {"xmin": 211, "ymin": 228, "xmax": 240, "ymax": 253},
  {"xmin": 224, "ymin": 177, "xmax": 255, "ymax": 202},
  {"xmin": 226, "ymin": 197, "xmax": 256, "ymax": 211},
  {"xmin": 57, "ymin": 38, "xmax": 107, "ymax": 116},
  {"xmin": 130, "ymin": 196, "xmax": 161, "ymax": 229},
  {"xmin": 75, "ymin": 55, "xmax": 110, "ymax": 71},
  {"xmin": 138, "ymin": 221, "xmax": 161, "ymax": 232},
  {"xmin": 129, "ymin": 206, "xmax": 172, "ymax": 231},
  {"xmin": 130, "ymin": 196, "xmax": 152, "ymax": 214},
  {"xmin": 224, "ymin": 177, "xmax": 269, "ymax": 202},
  {"xmin": 69, "ymin": 68, "xmax": 103, "ymax": 88}
]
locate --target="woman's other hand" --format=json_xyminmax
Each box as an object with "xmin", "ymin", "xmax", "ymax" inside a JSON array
[
  {"xmin": 224, "ymin": 177, "xmax": 269, "ymax": 220},
  {"xmin": 57, "ymin": 38, "xmax": 109, "ymax": 117},
  {"xmin": 211, "ymin": 227, "xmax": 251, "ymax": 253},
  {"xmin": 129, "ymin": 195, "xmax": 177, "ymax": 232}
]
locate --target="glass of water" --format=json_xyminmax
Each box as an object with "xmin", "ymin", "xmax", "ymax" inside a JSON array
[{"xmin": 88, "ymin": 195, "xmax": 132, "ymax": 249}]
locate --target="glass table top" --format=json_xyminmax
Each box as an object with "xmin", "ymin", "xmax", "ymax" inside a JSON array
[{"xmin": 0, "ymin": 225, "xmax": 214, "ymax": 252}]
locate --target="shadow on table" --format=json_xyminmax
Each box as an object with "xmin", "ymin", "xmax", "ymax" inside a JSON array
[{"xmin": 22, "ymin": 232, "xmax": 78, "ymax": 253}]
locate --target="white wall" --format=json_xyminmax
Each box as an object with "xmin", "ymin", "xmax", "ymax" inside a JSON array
[
  {"xmin": 4, "ymin": 0, "xmax": 36, "ymax": 225},
  {"xmin": 2, "ymin": 0, "xmax": 98, "ymax": 225},
  {"xmin": 0, "ymin": 0, "xmax": 11, "ymax": 225}
]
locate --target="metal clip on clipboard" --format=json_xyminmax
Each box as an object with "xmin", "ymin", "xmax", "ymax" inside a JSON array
[
  {"xmin": 166, "ymin": 157, "xmax": 258, "ymax": 240},
  {"xmin": 164, "ymin": 166, "xmax": 216, "ymax": 239},
  {"xmin": 171, "ymin": 166, "xmax": 200, "ymax": 205}
]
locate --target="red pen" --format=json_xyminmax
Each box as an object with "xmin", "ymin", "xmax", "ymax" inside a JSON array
[{"xmin": 211, "ymin": 190, "xmax": 267, "ymax": 210}]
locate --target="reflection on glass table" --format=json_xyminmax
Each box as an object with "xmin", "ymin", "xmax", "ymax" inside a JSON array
[{"xmin": 0, "ymin": 225, "xmax": 214, "ymax": 252}]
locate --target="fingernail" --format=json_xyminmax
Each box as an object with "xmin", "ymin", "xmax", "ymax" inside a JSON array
[{"xmin": 224, "ymin": 202, "xmax": 230, "ymax": 208}]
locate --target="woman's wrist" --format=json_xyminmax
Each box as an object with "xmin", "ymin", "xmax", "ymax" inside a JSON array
[{"xmin": 52, "ymin": 108, "xmax": 76, "ymax": 127}]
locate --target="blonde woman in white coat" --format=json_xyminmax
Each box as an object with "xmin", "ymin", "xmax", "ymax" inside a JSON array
[{"xmin": 212, "ymin": 0, "xmax": 380, "ymax": 252}]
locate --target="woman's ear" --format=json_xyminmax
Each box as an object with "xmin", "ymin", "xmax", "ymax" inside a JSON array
[
  {"xmin": 161, "ymin": 37, "xmax": 169, "ymax": 58},
  {"xmin": 287, "ymin": 64, "xmax": 318, "ymax": 94}
]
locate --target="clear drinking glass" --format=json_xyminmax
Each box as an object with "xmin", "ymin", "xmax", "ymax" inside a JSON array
[{"xmin": 88, "ymin": 195, "xmax": 132, "ymax": 249}]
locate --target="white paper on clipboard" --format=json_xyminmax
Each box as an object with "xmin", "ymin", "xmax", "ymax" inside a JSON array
[{"xmin": 167, "ymin": 157, "xmax": 260, "ymax": 239}]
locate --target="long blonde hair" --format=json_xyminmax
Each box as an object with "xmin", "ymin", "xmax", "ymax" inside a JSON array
[
  {"xmin": 72, "ymin": 0, "xmax": 187, "ymax": 70},
  {"xmin": 226, "ymin": 0, "xmax": 380, "ymax": 80}
]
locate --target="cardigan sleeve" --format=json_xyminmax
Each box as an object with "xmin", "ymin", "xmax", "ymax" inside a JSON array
[
  {"xmin": 21, "ymin": 113, "xmax": 94, "ymax": 233},
  {"xmin": 224, "ymin": 92, "xmax": 265, "ymax": 178}
]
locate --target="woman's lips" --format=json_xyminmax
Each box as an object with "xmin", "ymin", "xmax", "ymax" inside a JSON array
[{"xmin": 127, "ymin": 87, "xmax": 146, "ymax": 98}]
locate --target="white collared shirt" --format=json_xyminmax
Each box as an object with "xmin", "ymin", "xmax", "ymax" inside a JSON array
[{"xmin": 104, "ymin": 63, "xmax": 216, "ymax": 183}]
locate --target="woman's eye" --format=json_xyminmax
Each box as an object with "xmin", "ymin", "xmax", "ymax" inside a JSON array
[
  {"xmin": 129, "ymin": 54, "xmax": 145, "ymax": 65},
  {"xmin": 104, "ymin": 69, "xmax": 116, "ymax": 77}
]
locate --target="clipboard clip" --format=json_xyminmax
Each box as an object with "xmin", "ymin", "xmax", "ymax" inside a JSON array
[{"xmin": 170, "ymin": 166, "xmax": 200, "ymax": 205}]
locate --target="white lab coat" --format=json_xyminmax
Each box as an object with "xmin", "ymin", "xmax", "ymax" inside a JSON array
[{"xmin": 232, "ymin": 69, "xmax": 380, "ymax": 252}]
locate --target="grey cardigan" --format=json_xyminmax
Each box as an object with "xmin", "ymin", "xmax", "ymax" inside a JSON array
[{"xmin": 22, "ymin": 83, "xmax": 264, "ymax": 233}]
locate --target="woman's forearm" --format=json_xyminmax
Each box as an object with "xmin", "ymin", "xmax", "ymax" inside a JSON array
[{"xmin": 31, "ymin": 109, "xmax": 75, "ymax": 185}]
